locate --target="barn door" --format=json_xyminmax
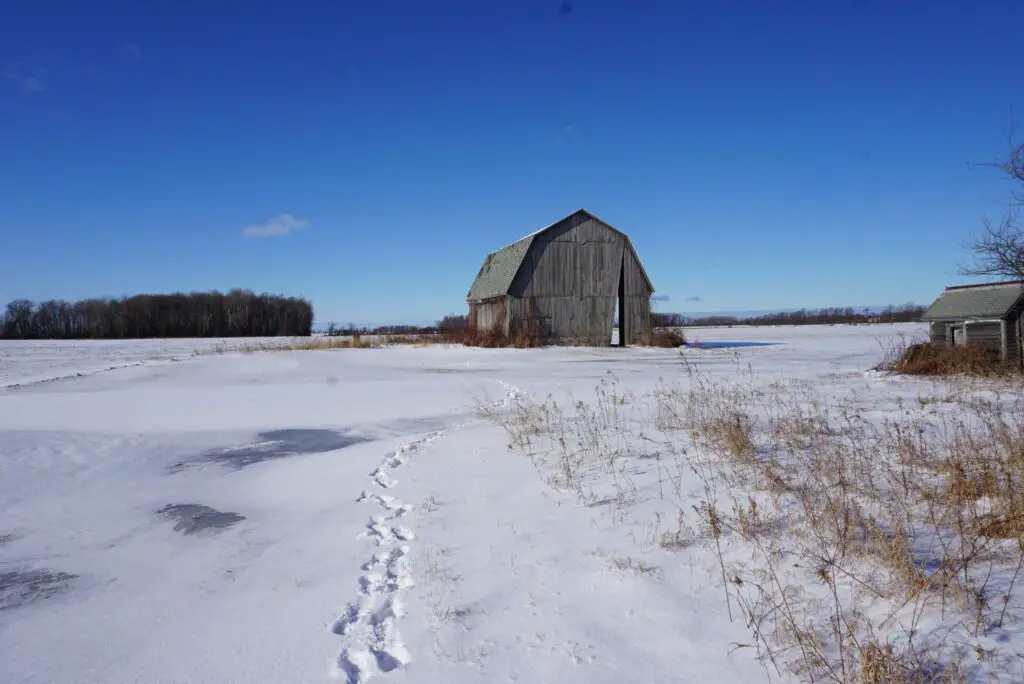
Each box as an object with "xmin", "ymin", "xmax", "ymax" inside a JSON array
[{"xmin": 616, "ymin": 250, "xmax": 626, "ymax": 347}]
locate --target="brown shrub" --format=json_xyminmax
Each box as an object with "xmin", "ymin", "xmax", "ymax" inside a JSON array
[
  {"xmin": 891, "ymin": 342, "xmax": 1004, "ymax": 377},
  {"xmin": 638, "ymin": 328, "xmax": 687, "ymax": 348},
  {"xmin": 440, "ymin": 320, "xmax": 546, "ymax": 348},
  {"xmin": 441, "ymin": 326, "xmax": 513, "ymax": 348},
  {"xmin": 510, "ymin": 328, "xmax": 543, "ymax": 348}
]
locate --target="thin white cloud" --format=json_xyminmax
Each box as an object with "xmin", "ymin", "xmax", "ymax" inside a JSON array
[
  {"xmin": 124, "ymin": 43, "xmax": 144, "ymax": 61},
  {"xmin": 242, "ymin": 213, "xmax": 309, "ymax": 238},
  {"xmin": 685, "ymin": 296, "xmax": 701, "ymax": 302},
  {"xmin": 3, "ymin": 63, "xmax": 46, "ymax": 93},
  {"xmin": 651, "ymin": 294, "xmax": 670, "ymax": 302}
]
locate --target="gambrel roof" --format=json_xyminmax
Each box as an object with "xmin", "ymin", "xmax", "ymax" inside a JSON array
[{"xmin": 467, "ymin": 209, "xmax": 654, "ymax": 301}]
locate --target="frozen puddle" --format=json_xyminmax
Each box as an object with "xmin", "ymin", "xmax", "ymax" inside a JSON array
[
  {"xmin": 1, "ymin": 569, "xmax": 78, "ymax": 611},
  {"xmin": 171, "ymin": 428, "xmax": 373, "ymax": 472},
  {"xmin": 207, "ymin": 428, "xmax": 371, "ymax": 469},
  {"xmin": 685, "ymin": 341, "xmax": 782, "ymax": 349},
  {"xmin": 158, "ymin": 504, "xmax": 247, "ymax": 535}
]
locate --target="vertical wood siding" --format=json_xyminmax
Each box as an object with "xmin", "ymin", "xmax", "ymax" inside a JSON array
[
  {"xmin": 506, "ymin": 213, "xmax": 652, "ymax": 344},
  {"xmin": 930, "ymin": 322, "xmax": 948, "ymax": 347},
  {"xmin": 1015, "ymin": 315, "xmax": 1024, "ymax": 368},
  {"xmin": 622, "ymin": 245, "xmax": 651, "ymax": 344},
  {"xmin": 468, "ymin": 297, "xmax": 508, "ymax": 335}
]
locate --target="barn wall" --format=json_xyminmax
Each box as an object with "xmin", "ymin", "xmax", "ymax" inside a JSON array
[
  {"xmin": 468, "ymin": 297, "xmax": 508, "ymax": 335},
  {"xmin": 622, "ymin": 244, "xmax": 652, "ymax": 344},
  {"xmin": 509, "ymin": 214, "xmax": 625, "ymax": 344}
]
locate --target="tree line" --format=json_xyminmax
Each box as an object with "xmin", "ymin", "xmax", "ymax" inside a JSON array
[
  {"xmin": 1, "ymin": 290, "xmax": 314, "ymax": 339},
  {"xmin": 322, "ymin": 314, "xmax": 468, "ymax": 337},
  {"xmin": 652, "ymin": 304, "xmax": 927, "ymax": 328}
]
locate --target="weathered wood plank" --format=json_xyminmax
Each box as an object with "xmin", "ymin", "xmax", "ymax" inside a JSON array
[
  {"xmin": 477, "ymin": 210, "xmax": 654, "ymax": 345},
  {"xmin": 469, "ymin": 297, "xmax": 508, "ymax": 334}
]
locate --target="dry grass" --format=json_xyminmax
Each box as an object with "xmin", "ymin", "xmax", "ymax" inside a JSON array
[
  {"xmin": 637, "ymin": 328, "xmax": 687, "ymax": 348},
  {"xmin": 196, "ymin": 333, "xmax": 459, "ymax": 355},
  {"xmin": 668, "ymin": 369, "xmax": 1024, "ymax": 682},
  {"xmin": 267, "ymin": 334, "xmax": 383, "ymax": 351},
  {"xmin": 441, "ymin": 326, "xmax": 543, "ymax": 349},
  {"xmin": 192, "ymin": 336, "xmax": 382, "ymax": 355},
  {"xmin": 483, "ymin": 357, "xmax": 1024, "ymax": 682},
  {"xmin": 878, "ymin": 337, "xmax": 1010, "ymax": 378},
  {"xmin": 196, "ymin": 324, "xmax": 685, "ymax": 354}
]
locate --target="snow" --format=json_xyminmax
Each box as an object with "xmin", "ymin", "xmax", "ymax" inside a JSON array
[
  {"xmin": 0, "ymin": 337, "xmax": 313, "ymax": 388},
  {"xmin": 5, "ymin": 322, "xmax": 1013, "ymax": 683}
]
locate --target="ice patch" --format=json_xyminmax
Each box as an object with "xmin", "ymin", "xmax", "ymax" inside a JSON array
[
  {"xmin": 0, "ymin": 569, "xmax": 78, "ymax": 611},
  {"xmin": 158, "ymin": 504, "xmax": 246, "ymax": 535},
  {"xmin": 204, "ymin": 429, "xmax": 371, "ymax": 469}
]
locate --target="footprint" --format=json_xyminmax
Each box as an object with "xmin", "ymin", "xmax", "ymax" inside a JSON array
[
  {"xmin": 360, "ymin": 493, "xmax": 412, "ymax": 519},
  {"xmin": 358, "ymin": 518, "xmax": 415, "ymax": 547},
  {"xmin": 338, "ymin": 648, "xmax": 375, "ymax": 684},
  {"xmin": 332, "ymin": 602, "xmax": 363, "ymax": 636},
  {"xmin": 373, "ymin": 646, "xmax": 410, "ymax": 674},
  {"xmin": 334, "ymin": 430, "xmax": 449, "ymax": 680},
  {"xmin": 371, "ymin": 468, "xmax": 397, "ymax": 489}
]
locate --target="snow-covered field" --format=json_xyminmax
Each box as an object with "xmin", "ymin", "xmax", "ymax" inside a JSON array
[
  {"xmin": 0, "ymin": 336, "xmax": 316, "ymax": 389},
  {"xmin": 5, "ymin": 323, "xmax": 1022, "ymax": 683}
]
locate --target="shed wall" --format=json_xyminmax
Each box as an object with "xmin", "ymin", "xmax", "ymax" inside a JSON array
[
  {"xmin": 929, "ymin": 322, "xmax": 948, "ymax": 348},
  {"xmin": 965, "ymin": 321, "xmax": 1003, "ymax": 355},
  {"xmin": 1010, "ymin": 312, "xmax": 1023, "ymax": 368},
  {"xmin": 1004, "ymin": 318, "xmax": 1016, "ymax": 365}
]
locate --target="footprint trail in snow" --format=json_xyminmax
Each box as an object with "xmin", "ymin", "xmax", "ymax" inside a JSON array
[{"xmin": 332, "ymin": 430, "xmax": 444, "ymax": 683}]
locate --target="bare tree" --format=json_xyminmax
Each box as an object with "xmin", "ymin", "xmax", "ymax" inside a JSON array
[
  {"xmin": 959, "ymin": 120, "xmax": 1024, "ymax": 280},
  {"xmin": 958, "ymin": 212, "xmax": 1024, "ymax": 279}
]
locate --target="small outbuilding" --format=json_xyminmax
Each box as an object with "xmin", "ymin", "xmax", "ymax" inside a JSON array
[
  {"xmin": 467, "ymin": 209, "xmax": 655, "ymax": 345},
  {"xmin": 921, "ymin": 280, "xmax": 1024, "ymax": 367}
]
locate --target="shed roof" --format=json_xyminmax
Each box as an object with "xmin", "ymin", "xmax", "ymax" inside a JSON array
[
  {"xmin": 467, "ymin": 208, "xmax": 654, "ymax": 301},
  {"xmin": 922, "ymin": 280, "xmax": 1024, "ymax": 320}
]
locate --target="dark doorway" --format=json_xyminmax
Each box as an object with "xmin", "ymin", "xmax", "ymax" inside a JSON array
[{"xmin": 616, "ymin": 252, "xmax": 626, "ymax": 347}]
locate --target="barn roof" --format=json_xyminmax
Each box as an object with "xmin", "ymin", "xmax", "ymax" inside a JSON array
[
  {"xmin": 922, "ymin": 280, "xmax": 1024, "ymax": 320},
  {"xmin": 467, "ymin": 209, "xmax": 654, "ymax": 301},
  {"xmin": 466, "ymin": 234, "xmax": 537, "ymax": 301}
]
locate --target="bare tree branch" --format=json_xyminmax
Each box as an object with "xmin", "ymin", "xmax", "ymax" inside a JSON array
[
  {"xmin": 974, "ymin": 114, "xmax": 1024, "ymax": 205},
  {"xmin": 960, "ymin": 116, "xmax": 1024, "ymax": 280},
  {"xmin": 958, "ymin": 212, "xmax": 1024, "ymax": 280}
]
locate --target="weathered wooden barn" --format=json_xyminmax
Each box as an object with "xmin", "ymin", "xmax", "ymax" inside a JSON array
[
  {"xmin": 921, "ymin": 280, "xmax": 1024, "ymax": 367},
  {"xmin": 467, "ymin": 209, "xmax": 654, "ymax": 345}
]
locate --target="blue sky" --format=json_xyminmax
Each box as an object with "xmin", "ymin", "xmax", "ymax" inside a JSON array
[{"xmin": 2, "ymin": 1, "xmax": 1022, "ymax": 325}]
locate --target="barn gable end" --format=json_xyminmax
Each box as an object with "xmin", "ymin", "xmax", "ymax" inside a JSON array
[{"xmin": 467, "ymin": 209, "xmax": 655, "ymax": 345}]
